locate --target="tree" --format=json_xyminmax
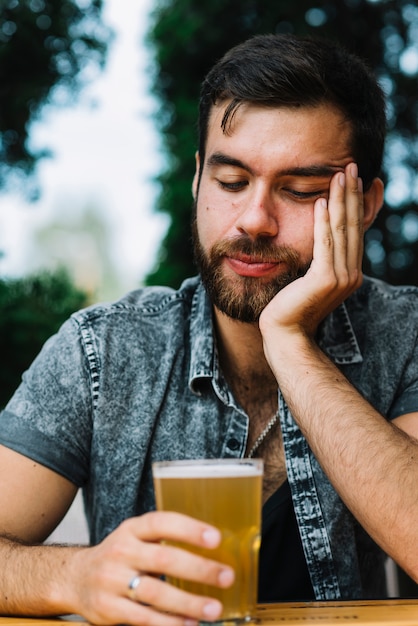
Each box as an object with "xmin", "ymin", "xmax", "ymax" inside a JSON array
[
  {"xmin": 0, "ymin": 269, "xmax": 89, "ymax": 409},
  {"xmin": 145, "ymin": 0, "xmax": 418, "ymax": 288},
  {"xmin": 0, "ymin": 0, "xmax": 111, "ymax": 198},
  {"xmin": 0, "ymin": 2, "xmax": 112, "ymax": 408}
]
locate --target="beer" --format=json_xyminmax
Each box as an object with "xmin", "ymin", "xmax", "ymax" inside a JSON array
[{"xmin": 152, "ymin": 459, "xmax": 263, "ymax": 621}]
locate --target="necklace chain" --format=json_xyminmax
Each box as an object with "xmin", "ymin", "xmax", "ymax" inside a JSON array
[{"xmin": 247, "ymin": 410, "xmax": 280, "ymax": 458}]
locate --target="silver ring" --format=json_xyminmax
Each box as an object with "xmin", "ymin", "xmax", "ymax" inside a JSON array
[{"xmin": 128, "ymin": 574, "xmax": 142, "ymax": 601}]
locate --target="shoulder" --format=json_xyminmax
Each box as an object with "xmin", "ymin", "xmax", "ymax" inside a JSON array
[
  {"xmin": 70, "ymin": 276, "xmax": 201, "ymax": 328},
  {"xmin": 343, "ymin": 276, "xmax": 418, "ymax": 354},
  {"xmin": 353, "ymin": 275, "xmax": 418, "ymax": 313}
]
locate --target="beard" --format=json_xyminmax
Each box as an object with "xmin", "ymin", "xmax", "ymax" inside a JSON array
[{"xmin": 191, "ymin": 215, "xmax": 311, "ymax": 323}]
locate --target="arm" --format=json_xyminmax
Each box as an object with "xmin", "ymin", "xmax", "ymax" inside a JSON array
[
  {"xmin": 259, "ymin": 163, "xmax": 418, "ymax": 581},
  {"xmin": 0, "ymin": 445, "xmax": 233, "ymax": 625}
]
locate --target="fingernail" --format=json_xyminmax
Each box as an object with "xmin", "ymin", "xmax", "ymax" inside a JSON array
[
  {"xmin": 202, "ymin": 600, "xmax": 222, "ymax": 620},
  {"xmin": 202, "ymin": 528, "xmax": 221, "ymax": 548},
  {"xmin": 318, "ymin": 197, "xmax": 327, "ymax": 209},
  {"xmin": 218, "ymin": 567, "xmax": 235, "ymax": 588},
  {"xmin": 338, "ymin": 173, "xmax": 346, "ymax": 187},
  {"xmin": 350, "ymin": 163, "xmax": 358, "ymax": 178},
  {"xmin": 184, "ymin": 620, "xmax": 198, "ymax": 626}
]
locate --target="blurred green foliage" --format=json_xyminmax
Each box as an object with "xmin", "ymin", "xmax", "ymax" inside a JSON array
[
  {"xmin": 0, "ymin": 269, "xmax": 89, "ymax": 409},
  {"xmin": 0, "ymin": 0, "xmax": 109, "ymax": 406},
  {"xmin": 145, "ymin": 0, "xmax": 418, "ymax": 288},
  {"xmin": 0, "ymin": 0, "xmax": 112, "ymax": 199}
]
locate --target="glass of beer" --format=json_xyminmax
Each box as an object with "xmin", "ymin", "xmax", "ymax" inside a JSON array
[{"xmin": 152, "ymin": 458, "xmax": 263, "ymax": 622}]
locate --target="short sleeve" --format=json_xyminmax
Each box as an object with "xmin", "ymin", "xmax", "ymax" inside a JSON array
[
  {"xmin": 389, "ymin": 335, "xmax": 418, "ymax": 420},
  {"xmin": 0, "ymin": 317, "xmax": 93, "ymax": 486}
]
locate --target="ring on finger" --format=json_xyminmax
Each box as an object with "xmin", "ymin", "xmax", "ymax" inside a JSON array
[{"xmin": 128, "ymin": 573, "xmax": 142, "ymax": 601}]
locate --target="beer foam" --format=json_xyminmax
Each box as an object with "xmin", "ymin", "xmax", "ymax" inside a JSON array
[{"xmin": 153, "ymin": 461, "xmax": 263, "ymax": 479}]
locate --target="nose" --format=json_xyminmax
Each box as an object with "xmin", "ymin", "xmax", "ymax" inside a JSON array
[{"xmin": 235, "ymin": 184, "xmax": 278, "ymax": 240}]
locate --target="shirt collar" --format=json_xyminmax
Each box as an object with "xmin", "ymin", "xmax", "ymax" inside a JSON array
[
  {"xmin": 318, "ymin": 300, "xmax": 363, "ymax": 365},
  {"xmin": 188, "ymin": 279, "xmax": 216, "ymax": 393},
  {"xmin": 188, "ymin": 278, "xmax": 363, "ymax": 393},
  {"xmin": 187, "ymin": 279, "xmax": 249, "ymax": 409}
]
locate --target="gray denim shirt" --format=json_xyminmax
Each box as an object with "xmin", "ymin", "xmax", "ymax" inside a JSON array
[{"xmin": 1, "ymin": 275, "xmax": 418, "ymax": 600}]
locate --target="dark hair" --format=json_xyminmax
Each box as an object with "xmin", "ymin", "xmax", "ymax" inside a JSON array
[{"xmin": 198, "ymin": 34, "xmax": 386, "ymax": 190}]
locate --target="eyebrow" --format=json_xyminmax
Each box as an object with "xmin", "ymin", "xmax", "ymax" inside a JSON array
[{"xmin": 206, "ymin": 151, "xmax": 344, "ymax": 178}]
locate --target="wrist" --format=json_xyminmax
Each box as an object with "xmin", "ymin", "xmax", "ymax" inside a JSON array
[
  {"xmin": 47, "ymin": 545, "xmax": 87, "ymax": 615},
  {"xmin": 261, "ymin": 324, "xmax": 321, "ymax": 379}
]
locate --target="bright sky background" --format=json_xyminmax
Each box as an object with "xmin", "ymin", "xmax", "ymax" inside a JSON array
[{"xmin": 0, "ymin": 0, "xmax": 169, "ymax": 301}]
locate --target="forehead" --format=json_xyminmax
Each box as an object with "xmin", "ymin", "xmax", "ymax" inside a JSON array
[{"xmin": 204, "ymin": 101, "xmax": 353, "ymax": 170}]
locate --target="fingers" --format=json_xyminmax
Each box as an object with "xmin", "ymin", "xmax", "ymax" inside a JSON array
[
  {"xmin": 314, "ymin": 162, "xmax": 363, "ymax": 294},
  {"xmin": 132, "ymin": 538, "xmax": 234, "ymax": 587},
  {"xmin": 84, "ymin": 590, "xmax": 200, "ymax": 626},
  {"xmin": 131, "ymin": 511, "xmax": 221, "ymax": 548},
  {"xmin": 344, "ymin": 162, "xmax": 364, "ymax": 274},
  {"xmin": 70, "ymin": 512, "xmax": 234, "ymax": 625},
  {"xmin": 122, "ymin": 512, "xmax": 233, "ymax": 584},
  {"xmin": 123, "ymin": 572, "xmax": 224, "ymax": 623}
]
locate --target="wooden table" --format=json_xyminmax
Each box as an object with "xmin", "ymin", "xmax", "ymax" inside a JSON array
[
  {"xmin": 256, "ymin": 600, "xmax": 418, "ymax": 624},
  {"xmin": 1, "ymin": 600, "xmax": 418, "ymax": 625}
]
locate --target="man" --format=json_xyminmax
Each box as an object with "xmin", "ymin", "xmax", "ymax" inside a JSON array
[{"xmin": 0, "ymin": 32, "xmax": 418, "ymax": 626}]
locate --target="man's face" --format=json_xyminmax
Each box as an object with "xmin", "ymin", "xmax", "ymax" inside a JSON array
[{"xmin": 193, "ymin": 102, "xmax": 353, "ymax": 323}]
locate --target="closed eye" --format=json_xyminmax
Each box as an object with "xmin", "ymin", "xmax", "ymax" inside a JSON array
[
  {"xmin": 285, "ymin": 189, "xmax": 326, "ymax": 200},
  {"xmin": 217, "ymin": 179, "xmax": 248, "ymax": 191}
]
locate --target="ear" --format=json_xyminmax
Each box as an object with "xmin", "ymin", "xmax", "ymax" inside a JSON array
[
  {"xmin": 363, "ymin": 177, "xmax": 384, "ymax": 231},
  {"xmin": 192, "ymin": 151, "xmax": 200, "ymax": 199}
]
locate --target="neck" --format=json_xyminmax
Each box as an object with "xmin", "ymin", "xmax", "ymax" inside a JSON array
[
  {"xmin": 213, "ymin": 309, "xmax": 286, "ymax": 501},
  {"xmin": 213, "ymin": 306, "xmax": 276, "ymax": 387}
]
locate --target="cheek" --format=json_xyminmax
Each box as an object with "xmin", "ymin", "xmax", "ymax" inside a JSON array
[
  {"xmin": 195, "ymin": 195, "xmax": 236, "ymax": 244},
  {"xmin": 278, "ymin": 209, "xmax": 314, "ymax": 253},
  {"xmin": 195, "ymin": 203, "xmax": 218, "ymax": 252}
]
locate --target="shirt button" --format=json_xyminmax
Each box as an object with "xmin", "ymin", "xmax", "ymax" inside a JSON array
[{"xmin": 227, "ymin": 438, "xmax": 240, "ymax": 451}]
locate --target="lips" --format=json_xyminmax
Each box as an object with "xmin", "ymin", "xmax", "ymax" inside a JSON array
[{"xmin": 225, "ymin": 255, "xmax": 281, "ymax": 277}]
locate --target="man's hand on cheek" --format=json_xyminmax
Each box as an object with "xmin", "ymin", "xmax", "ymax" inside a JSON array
[{"xmin": 259, "ymin": 163, "xmax": 364, "ymax": 343}]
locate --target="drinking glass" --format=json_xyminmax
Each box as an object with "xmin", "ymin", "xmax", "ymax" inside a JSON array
[{"xmin": 152, "ymin": 458, "xmax": 263, "ymax": 622}]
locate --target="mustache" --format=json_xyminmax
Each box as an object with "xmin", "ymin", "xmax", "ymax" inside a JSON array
[{"xmin": 210, "ymin": 236, "xmax": 301, "ymax": 265}]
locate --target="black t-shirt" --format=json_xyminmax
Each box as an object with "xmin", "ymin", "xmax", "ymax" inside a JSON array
[{"xmin": 258, "ymin": 480, "xmax": 315, "ymax": 602}]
